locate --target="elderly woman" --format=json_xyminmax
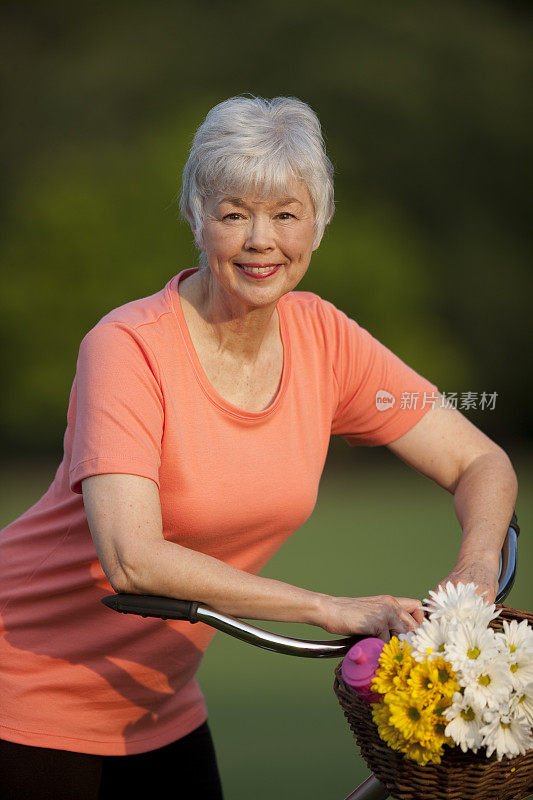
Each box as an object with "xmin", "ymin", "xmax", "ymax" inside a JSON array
[{"xmin": 0, "ymin": 96, "xmax": 517, "ymax": 799}]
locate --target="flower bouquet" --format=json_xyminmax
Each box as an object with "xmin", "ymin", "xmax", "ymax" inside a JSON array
[{"xmin": 334, "ymin": 584, "xmax": 533, "ymax": 800}]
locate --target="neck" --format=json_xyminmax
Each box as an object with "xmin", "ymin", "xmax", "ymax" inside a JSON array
[{"xmin": 181, "ymin": 267, "xmax": 279, "ymax": 363}]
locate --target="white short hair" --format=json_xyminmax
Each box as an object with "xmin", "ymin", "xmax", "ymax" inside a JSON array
[{"xmin": 179, "ymin": 95, "xmax": 335, "ymax": 255}]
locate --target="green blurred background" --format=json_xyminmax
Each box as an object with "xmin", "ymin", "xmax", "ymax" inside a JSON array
[{"xmin": 1, "ymin": 1, "xmax": 532, "ymax": 797}]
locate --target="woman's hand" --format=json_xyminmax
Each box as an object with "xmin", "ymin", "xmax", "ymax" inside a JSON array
[
  {"xmin": 316, "ymin": 594, "xmax": 425, "ymax": 641},
  {"xmin": 431, "ymin": 553, "xmax": 500, "ymax": 606}
]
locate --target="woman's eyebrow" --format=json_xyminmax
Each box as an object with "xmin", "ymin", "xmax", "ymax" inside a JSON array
[
  {"xmin": 218, "ymin": 196, "xmax": 246, "ymax": 207},
  {"xmin": 274, "ymin": 196, "xmax": 303, "ymax": 207},
  {"xmin": 217, "ymin": 196, "xmax": 303, "ymax": 208}
]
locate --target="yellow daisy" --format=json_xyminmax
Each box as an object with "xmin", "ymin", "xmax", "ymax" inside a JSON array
[
  {"xmin": 408, "ymin": 657, "xmax": 459, "ymax": 705},
  {"xmin": 379, "ymin": 637, "xmax": 414, "ymax": 673},
  {"xmin": 404, "ymin": 740, "xmax": 443, "ymax": 765},
  {"xmin": 433, "ymin": 718, "xmax": 455, "ymax": 749},
  {"xmin": 387, "ymin": 691, "xmax": 434, "ymax": 743},
  {"xmin": 371, "ymin": 670, "xmax": 396, "ymax": 696},
  {"xmin": 431, "ymin": 656, "xmax": 459, "ymax": 699},
  {"xmin": 372, "ymin": 637, "xmax": 415, "ymax": 697},
  {"xmin": 408, "ymin": 661, "xmax": 443, "ymax": 703},
  {"xmin": 372, "ymin": 700, "xmax": 409, "ymax": 751},
  {"xmin": 433, "ymin": 694, "xmax": 453, "ymax": 721}
]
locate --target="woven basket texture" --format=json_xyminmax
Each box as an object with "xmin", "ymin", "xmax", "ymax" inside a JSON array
[{"xmin": 334, "ymin": 605, "xmax": 533, "ymax": 800}]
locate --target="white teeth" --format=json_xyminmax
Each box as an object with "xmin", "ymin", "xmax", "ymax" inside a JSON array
[{"xmin": 237, "ymin": 265, "xmax": 278, "ymax": 274}]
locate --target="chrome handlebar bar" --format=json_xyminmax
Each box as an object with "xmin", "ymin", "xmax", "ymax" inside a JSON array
[{"xmin": 101, "ymin": 513, "xmax": 519, "ymax": 658}]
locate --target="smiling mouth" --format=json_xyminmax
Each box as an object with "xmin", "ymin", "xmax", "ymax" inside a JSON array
[{"xmin": 235, "ymin": 264, "xmax": 281, "ymax": 275}]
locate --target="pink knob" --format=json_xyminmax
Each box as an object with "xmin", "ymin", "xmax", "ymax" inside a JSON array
[{"xmin": 341, "ymin": 637, "xmax": 385, "ymax": 703}]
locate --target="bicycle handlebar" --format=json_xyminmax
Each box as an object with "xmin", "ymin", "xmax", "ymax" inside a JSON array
[{"xmin": 101, "ymin": 513, "xmax": 519, "ymax": 659}]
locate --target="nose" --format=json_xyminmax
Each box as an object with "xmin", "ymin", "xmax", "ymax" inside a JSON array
[{"xmin": 244, "ymin": 217, "xmax": 275, "ymax": 252}]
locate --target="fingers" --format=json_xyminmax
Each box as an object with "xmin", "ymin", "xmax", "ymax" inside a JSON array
[
  {"xmin": 396, "ymin": 597, "xmax": 424, "ymax": 614},
  {"xmin": 395, "ymin": 597, "xmax": 425, "ymax": 628},
  {"xmin": 321, "ymin": 594, "xmax": 425, "ymax": 638},
  {"xmin": 390, "ymin": 612, "xmax": 418, "ymax": 635}
]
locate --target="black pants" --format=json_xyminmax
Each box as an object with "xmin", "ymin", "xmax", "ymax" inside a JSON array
[{"xmin": 0, "ymin": 720, "xmax": 224, "ymax": 799}]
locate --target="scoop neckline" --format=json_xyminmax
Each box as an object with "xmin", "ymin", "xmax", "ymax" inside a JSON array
[{"xmin": 168, "ymin": 267, "xmax": 291, "ymax": 421}]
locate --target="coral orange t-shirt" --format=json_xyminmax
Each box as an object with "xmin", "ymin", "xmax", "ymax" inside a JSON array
[{"xmin": 0, "ymin": 267, "xmax": 439, "ymax": 755}]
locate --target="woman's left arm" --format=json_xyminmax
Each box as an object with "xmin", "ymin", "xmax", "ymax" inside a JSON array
[{"xmin": 386, "ymin": 396, "xmax": 518, "ymax": 604}]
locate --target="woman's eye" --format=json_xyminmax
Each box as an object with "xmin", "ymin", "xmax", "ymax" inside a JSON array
[
  {"xmin": 277, "ymin": 212, "xmax": 295, "ymax": 221},
  {"xmin": 223, "ymin": 212, "xmax": 244, "ymax": 221}
]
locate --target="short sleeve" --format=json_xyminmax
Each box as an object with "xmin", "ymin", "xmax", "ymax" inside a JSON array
[
  {"xmin": 69, "ymin": 322, "xmax": 164, "ymax": 494},
  {"xmin": 328, "ymin": 305, "xmax": 440, "ymax": 447}
]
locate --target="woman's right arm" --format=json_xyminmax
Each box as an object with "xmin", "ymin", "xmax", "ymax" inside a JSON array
[{"xmin": 82, "ymin": 473, "xmax": 424, "ymax": 639}]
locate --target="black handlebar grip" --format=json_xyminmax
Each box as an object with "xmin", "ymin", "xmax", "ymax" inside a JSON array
[{"xmin": 101, "ymin": 593, "xmax": 199, "ymax": 623}]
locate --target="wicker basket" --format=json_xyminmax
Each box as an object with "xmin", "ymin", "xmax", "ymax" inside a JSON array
[{"xmin": 333, "ymin": 605, "xmax": 533, "ymax": 800}]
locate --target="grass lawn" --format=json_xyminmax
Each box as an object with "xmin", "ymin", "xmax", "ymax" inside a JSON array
[{"xmin": 1, "ymin": 447, "xmax": 531, "ymax": 799}]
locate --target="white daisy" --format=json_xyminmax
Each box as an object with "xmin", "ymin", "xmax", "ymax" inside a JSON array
[
  {"xmin": 480, "ymin": 710, "xmax": 533, "ymax": 760},
  {"xmin": 510, "ymin": 682, "xmax": 533, "ymax": 726},
  {"xmin": 444, "ymin": 691, "xmax": 485, "ymax": 753},
  {"xmin": 424, "ymin": 581, "xmax": 499, "ymax": 628},
  {"xmin": 410, "ymin": 617, "xmax": 449, "ymax": 662},
  {"xmin": 463, "ymin": 604, "xmax": 503, "ymax": 636},
  {"xmin": 444, "ymin": 619, "xmax": 499, "ymax": 676},
  {"xmin": 495, "ymin": 619, "xmax": 533, "ymax": 658},
  {"xmin": 507, "ymin": 647, "xmax": 533, "ymax": 691},
  {"xmin": 462, "ymin": 656, "xmax": 513, "ymax": 711}
]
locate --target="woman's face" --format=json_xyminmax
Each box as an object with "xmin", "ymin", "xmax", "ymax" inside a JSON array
[{"xmin": 198, "ymin": 178, "xmax": 319, "ymax": 312}]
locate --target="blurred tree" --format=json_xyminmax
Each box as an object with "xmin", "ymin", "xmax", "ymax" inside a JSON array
[{"xmin": 0, "ymin": 0, "xmax": 531, "ymax": 454}]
